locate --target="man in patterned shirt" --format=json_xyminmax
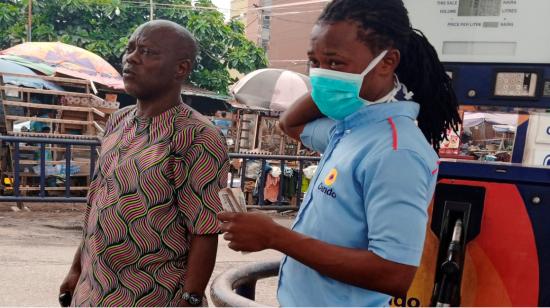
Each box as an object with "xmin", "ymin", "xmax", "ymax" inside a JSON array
[{"xmin": 59, "ymin": 20, "xmax": 229, "ymax": 307}]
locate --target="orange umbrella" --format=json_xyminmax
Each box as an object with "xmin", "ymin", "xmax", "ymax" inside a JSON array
[{"xmin": 1, "ymin": 42, "xmax": 124, "ymax": 90}]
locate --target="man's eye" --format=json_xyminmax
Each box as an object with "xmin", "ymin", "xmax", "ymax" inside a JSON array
[{"xmin": 141, "ymin": 48, "xmax": 151, "ymax": 55}]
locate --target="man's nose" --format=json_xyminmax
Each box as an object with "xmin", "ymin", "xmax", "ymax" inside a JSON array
[{"xmin": 124, "ymin": 50, "xmax": 139, "ymax": 65}]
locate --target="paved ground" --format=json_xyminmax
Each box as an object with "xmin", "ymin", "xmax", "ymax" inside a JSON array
[{"xmin": 0, "ymin": 203, "xmax": 292, "ymax": 307}]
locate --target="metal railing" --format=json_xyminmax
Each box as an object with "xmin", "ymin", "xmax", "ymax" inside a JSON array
[
  {"xmin": 210, "ymin": 260, "xmax": 280, "ymax": 307},
  {"xmin": 0, "ymin": 135, "xmax": 100, "ymax": 203},
  {"xmin": 228, "ymin": 153, "xmax": 321, "ymax": 208},
  {"xmin": 0, "ymin": 136, "xmax": 321, "ymax": 206}
]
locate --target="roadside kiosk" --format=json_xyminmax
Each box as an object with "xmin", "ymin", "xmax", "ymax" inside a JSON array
[{"xmin": 397, "ymin": 0, "xmax": 550, "ymax": 306}]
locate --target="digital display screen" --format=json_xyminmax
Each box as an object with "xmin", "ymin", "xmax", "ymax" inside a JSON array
[
  {"xmin": 458, "ymin": 0, "xmax": 502, "ymax": 17},
  {"xmin": 494, "ymin": 72, "xmax": 539, "ymax": 98}
]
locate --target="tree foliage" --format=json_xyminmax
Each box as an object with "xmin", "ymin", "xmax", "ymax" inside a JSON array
[{"xmin": 0, "ymin": 0, "xmax": 267, "ymax": 93}]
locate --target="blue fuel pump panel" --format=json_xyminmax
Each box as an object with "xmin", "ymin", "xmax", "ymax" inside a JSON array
[{"xmin": 394, "ymin": 1, "xmax": 550, "ymax": 307}]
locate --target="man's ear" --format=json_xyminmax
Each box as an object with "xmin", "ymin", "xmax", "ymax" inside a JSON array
[
  {"xmin": 176, "ymin": 59, "xmax": 193, "ymax": 79},
  {"xmin": 378, "ymin": 49, "xmax": 400, "ymax": 75}
]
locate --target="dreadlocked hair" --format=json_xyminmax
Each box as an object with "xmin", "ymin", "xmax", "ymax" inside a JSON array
[{"xmin": 318, "ymin": 0, "xmax": 461, "ymax": 151}]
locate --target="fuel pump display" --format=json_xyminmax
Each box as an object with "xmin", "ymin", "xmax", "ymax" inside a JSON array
[{"xmin": 395, "ymin": 1, "xmax": 550, "ymax": 306}]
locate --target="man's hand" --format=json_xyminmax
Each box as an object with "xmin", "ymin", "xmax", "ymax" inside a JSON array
[
  {"xmin": 218, "ymin": 212, "xmax": 284, "ymax": 252},
  {"xmin": 182, "ymin": 234, "xmax": 218, "ymax": 304},
  {"xmin": 59, "ymin": 268, "xmax": 80, "ymax": 299},
  {"xmin": 59, "ymin": 242, "xmax": 82, "ymax": 305},
  {"xmin": 220, "ymin": 211, "xmax": 417, "ymax": 297}
]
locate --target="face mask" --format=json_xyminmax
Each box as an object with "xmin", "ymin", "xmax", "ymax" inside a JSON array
[{"xmin": 310, "ymin": 50, "xmax": 388, "ymax": 121}]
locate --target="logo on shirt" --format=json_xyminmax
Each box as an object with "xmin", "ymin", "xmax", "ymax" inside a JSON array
[
  {"xmin": 317, "ymin": 168, "xmax": 338, "ymax": 199},
  {"xmin": 324, "ymin": 168, "xmax": 338, "ymax": 186},
  {"xmin": 318, "ymin": 183, "xmax": 337, "ymax": 199}
]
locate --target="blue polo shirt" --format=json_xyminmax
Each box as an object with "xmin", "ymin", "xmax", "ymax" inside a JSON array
[{"xmin": 277, "ymin": 101, "xmax": 439, "ymax": 307}]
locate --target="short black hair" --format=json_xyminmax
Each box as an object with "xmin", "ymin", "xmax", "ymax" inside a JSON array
[{"xmin": 318, "ymin": 0, "xmax": 461, "ymax": 151}]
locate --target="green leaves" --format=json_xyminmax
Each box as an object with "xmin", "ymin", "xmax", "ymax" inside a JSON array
[{"xmin": 0, "ymin": 0, "xmax": 267, "ymax": 94}]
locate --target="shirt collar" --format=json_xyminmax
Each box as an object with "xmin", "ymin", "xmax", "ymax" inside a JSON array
[
  {"xmin": 335, "ymin": 101, "xmax": 420, "ymax": 132},
  {"xmin": 131, "ymin": 103, "xmax": 188, "ymax": 125}
]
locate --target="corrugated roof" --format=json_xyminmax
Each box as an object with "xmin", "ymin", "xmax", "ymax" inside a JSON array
[{"xmin": 181, "ymin": 84, "xmax": 231, "ymax": 101}]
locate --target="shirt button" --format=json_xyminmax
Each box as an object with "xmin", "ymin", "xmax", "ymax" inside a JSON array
[{"xmin": 345, "ymin": 129, "xmax": 352, "ymax": 134}]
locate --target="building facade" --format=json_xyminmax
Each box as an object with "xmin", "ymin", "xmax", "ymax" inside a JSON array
[{"xmin": 239, "ymin": 0, "xmax": 329, "ymax": 74}]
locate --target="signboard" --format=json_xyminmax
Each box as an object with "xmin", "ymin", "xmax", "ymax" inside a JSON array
[
  {"xmin": 533, "ymin": 150, "xmax": 550, "ymax": 166},
  {"xmin": 403, "ymin": 0, "xmax": 550, "ymax": 63},
  {"xmin": 535, "ymin": 114, "xmax": 550, "ymax": 144}
]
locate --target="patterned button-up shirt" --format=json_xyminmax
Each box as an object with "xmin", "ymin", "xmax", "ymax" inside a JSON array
[{"xmin": 73, "ymin": 104, "xmax": 229, "ymax": 306}]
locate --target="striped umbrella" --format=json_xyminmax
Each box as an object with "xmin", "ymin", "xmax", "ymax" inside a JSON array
[
  {"xmin": 231, "ymin": 68, "xmax": 311, "ymax": 111},
  {"xmin": 1, "ymin": 42, "xmax": 123, "ymax": 90}
]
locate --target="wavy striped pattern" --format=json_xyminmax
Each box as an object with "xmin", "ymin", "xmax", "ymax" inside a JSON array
[{"xmin": 73, "ymin": 104, "xmax": 229, "ymax": 306}]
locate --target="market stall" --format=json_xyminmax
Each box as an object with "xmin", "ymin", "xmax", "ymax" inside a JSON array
[
  {"xmin": 229, "ymin": 68, "xmax": 310, "ymax": 155},
  {"xmin": 0, "ymin": 43, "xmax": 121, "ymax": 198},
  {"xmin": 227, "ymin": 68, "xmax": 319, "ymax": 205}
]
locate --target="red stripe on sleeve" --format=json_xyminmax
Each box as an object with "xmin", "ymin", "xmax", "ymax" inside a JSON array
[{"xmin": 387, "ymin": 117, "xmax": 398, "ymax": 151}]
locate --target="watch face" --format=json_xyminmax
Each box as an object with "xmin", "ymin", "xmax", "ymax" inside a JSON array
[
  {"xmin": 189, "ymin": 295, "xmax": 202, "ymax": 306},
  {"xmin": 183, "ymin": 293, "xmax": 202, "ymax": 306}
]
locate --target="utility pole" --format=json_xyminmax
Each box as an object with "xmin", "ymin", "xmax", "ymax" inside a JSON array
[
  {"xmin": 27, "ymin": 0, "xmax": 32, "ymax": 42},
  {"xmin": 257, "ymin": 0, "xmax": 272, "ymax": 50},
  {"xmin": 256, "ymin": 9, "xmax": 263, "ymax": 46},
  {"xmin": 150, "ymin": 0, "xmax": 154, "ymax": 21}
]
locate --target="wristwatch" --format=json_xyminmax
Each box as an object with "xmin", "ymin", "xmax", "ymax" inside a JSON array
[{"xmin": 182, "ymin": 292, "xmax": 202, "ymax": 307}]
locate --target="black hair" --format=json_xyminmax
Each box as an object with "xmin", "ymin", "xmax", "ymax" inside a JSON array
[{"xmin": 318, "ymin": 0, "xmax": 461, "ymax": 151}]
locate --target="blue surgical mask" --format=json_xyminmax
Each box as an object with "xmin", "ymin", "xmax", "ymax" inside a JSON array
[{"xmin": 310, "ymin": 50, "xmax": 388, "ymax": 121}]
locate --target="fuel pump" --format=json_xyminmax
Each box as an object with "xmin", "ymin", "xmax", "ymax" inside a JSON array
[
  {"xmin": 396, "ymin": 1, "xmax": 550, "ymax": 306},
  {"xmin": 429, "ymin": 184, "xmax": 485, "ymax": 307}
]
